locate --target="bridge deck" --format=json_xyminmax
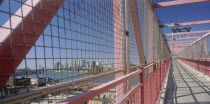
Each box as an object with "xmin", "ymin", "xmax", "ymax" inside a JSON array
[{"xmin": 165, "ymin": 60, "xmax": 210, "ymax": 104}]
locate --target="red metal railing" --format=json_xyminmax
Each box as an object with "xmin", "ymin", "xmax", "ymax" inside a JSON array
[
  {"xmin": 58, "ymin": 58, "xmax": 171, "ymax": 104},
  {"xmin": 178, "ymin": 57, "xmax": 210, "ymax": 76}
]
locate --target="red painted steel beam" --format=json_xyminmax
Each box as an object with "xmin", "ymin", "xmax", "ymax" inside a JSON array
[
  {"xmin": 172, "ymin": 37, "xmax": 202, "ymax": 40},
  {"xmin": 168, "ymin": 44, "xmax": 192, "ymax": 46},
  {"xmin": 170, "ymin": 46, "xmax": 188, "ymax": 48},
  {"xmin": 154, "ymin": 0, "xmax": 210, "ymax": 8},
  {"xmin": 169, "ymin": 46, "xmax": 189, "ymax": 48},
  {"xmin": 164, "ymin": 30, "xmax": 210, "ymax": 36},
  {"xmin": 167, "ymin": 40, "xmax": 195, "ymax": 43},
  {"xmin": 114, "ymin": 0, "xmax": 124, "ymax": 101},
  {"xmin": 169, "ymin": 44, "xmax": 190, "ymax": 46},
  {"xmin": 160, "ymin": 20, "xmax": 210, "ymax": 28},
  {"xmin": 166, "ymin": 37, "xmax": 201, "ymax": 41},
  {"xmin": 129, "ymin": 0, "xmax": 145, "ymax": 65},
  {"xmin": 168, "ymin": 41, "xmax": 194, "ymax": 43},
  {"xmin": 168, "ymin": 42, "xmax": 193, "ymax": 44},
  {"xmin": 0, "ymin": 0, "xmax": 65, "ymax": 88},
  {"xmin": 168, "ymin": 43, "xmax": 191, "ymax": 45}
]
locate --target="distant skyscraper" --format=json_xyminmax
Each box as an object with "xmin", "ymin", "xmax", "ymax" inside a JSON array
[
  {"xmin": 74, "ymin": 60, "xmax": 77, "ymax": 67},
  {"xmin": 92, "ymin": 61, "xmax": 96, "ymax": 67},
  {"xmin": 71, "ymin": 61, "xmax": 74, "ymax": 67},
  {"xmin": 78, "ymin": 61, "xmax": 81, "ymax": 67},
  {"xmin": 82, "ymin": 60, "xmax": 86, "ymax": 67},
  {"xmin": 92, "ymin": 61, "xmax": 96, "ymax": 71},
  {"xmin": 86, "ymin": 62, "xmax": 90, "ymax": 68},
  {"xmin": 56, "ymin": 62, "xmax": 61, "ymax": 69},
  {"xmin": 65, "ymin": 63, "xmax": 69, "ymax": 68},
  {"xmin": 96, "ymin": 62, "xmax": 101, "ymax": 66},
  {"xmin": 39, "ymin": 65, "xmax": 42, "ymax": 70}
]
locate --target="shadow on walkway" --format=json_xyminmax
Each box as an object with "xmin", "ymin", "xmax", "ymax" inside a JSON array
[
  {"xmin": 164, "ymin": 59, "xmax": 210, "ymax": 104},
  {"xmin": 164, "ymin": 60, "xmax": 175, "ymax": 104}
]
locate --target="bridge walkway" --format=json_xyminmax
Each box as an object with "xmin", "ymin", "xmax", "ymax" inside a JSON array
[{"xmin": 165, "ymin": 59, "xmax": 210, "ymax": 104}]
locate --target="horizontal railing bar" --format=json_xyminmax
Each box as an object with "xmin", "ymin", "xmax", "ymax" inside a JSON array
[
  {"xmin": 144, "ymin": 62, "xmax": 155, "ymax": 69},
  {"xmin": 0, "ymin": 70, "xmax": 123, "ymax": 104},
  {"xmin": 57, "ymin": 59, "xmax": 170, "ymax": 104},
  {"xmin": 179, "ymin": 58, "xmax": 210, "ymax": 70},
  {"xmin": 116, "ymin": 58, "xmax": 171, "ymax": 104},
  {"xmin": 115, "ymin": 83, "xmax": 143, "ymax": 104},
  {"xmin": 57, "ymin": 70, "xmax": 142, "ymax": 104}
]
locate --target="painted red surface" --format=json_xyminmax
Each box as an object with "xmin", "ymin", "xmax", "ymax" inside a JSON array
[
  {"xmin": 0, "ymin": 0, "xmax": 65, "ymax": 88},
  {"xmin": 154, "ymin": 0, "xmax": 210, "ymax": 8},
  {"xmin": 160, "ymin": 20, "xmax": 210, "ymax": 28},
  {"xmin": 179, "ymin": 58, "xmax": 210, "ymax": 76},
  {"xmin": 57, "ymin": 58, "xmax": 172, "ymax": 104},
  {"xmin": 57, "ymin": 70, "xmax": 142, "ymax": 104},
  {"xmin": 113, "ymin": 0, "xmax": 124, "ymax": 101},
  {"xmin": 164, "ymin": 30, "xmax": 210, "ymax": 36},
  {"xmin": 172, "ymin": 37, "xmax": 202, "ymax": 40},
  {"xmin": 167, "ymin": 40, "xmax": 194, "ymax": 43}
]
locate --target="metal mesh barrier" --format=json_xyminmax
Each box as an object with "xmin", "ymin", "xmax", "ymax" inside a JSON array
[
  {"xmin": 0, "ymin": 0, "xmax": 125, "ymax": 103},
  {"xmin": 0, "ymin": 0, "xmax": 171, "ymax": 104},
  {"xmin": 178, "ymin": 33, "xmax": 210, "ymax": 59},
  {"xmin": 177, "ymin": 33, "xmax": 210, "ymax": 76}
]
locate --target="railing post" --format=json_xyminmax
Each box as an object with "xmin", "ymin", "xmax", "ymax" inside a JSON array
[
  {"xmin": 208, "ymin": 59, "xmax": 210, "ymax": 76},
  {"xmin": 140, "ymin": 68, "xmax": 144, "ymax": 104},
  {"xmin": 153, "ymin": 62, "xmax": 157, "ymax": 71}
]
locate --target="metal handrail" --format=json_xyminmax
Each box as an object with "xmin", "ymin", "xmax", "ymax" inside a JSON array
[
  {"xmin": 57, "ymin": 58, "xmax": 171, "ymax": 104},
  {"xmin": 0, "ymin": 70, "xmax": 123, "ymax": 104}
]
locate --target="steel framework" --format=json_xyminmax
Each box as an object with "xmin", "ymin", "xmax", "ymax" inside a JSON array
[{"xmin": 0, "ymin": 0, "xmax": 171, "ymax": 104}]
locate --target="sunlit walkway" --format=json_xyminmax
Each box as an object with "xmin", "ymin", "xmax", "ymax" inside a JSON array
[{"xmin": 165, "ymin": 59, "xmax": 210, "ymax": 104}]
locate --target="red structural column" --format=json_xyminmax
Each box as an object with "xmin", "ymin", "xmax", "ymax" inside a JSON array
[
  {"xmin": 148, "ymin": 5, "xmax": 153, "ymax": 63},
  {"xmin": 114, "ymin": 0, "xmax": 124, "ymax": 101},
  {"xmin": 0, "ymin": 0, "xmax": 65, "ymax": 88}
]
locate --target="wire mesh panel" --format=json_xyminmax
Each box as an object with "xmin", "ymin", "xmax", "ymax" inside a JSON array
[
  {"xmin": 0, "ymin": 0, "xmax": 171, "ymax": 104},
  {"xmin": 178, "ymin": 33, "xmax": 210, "ymax": 77},
  {"xmin": 178, "ymin": 33, "xmax": 210, "ymax": 59},
  {"xmin": 0, "ymin": 0, "xmax": 125, "ymax": 103},
  {"xmin": 128, "ymin": 8, "xmax": 140, "ymax": 71}
]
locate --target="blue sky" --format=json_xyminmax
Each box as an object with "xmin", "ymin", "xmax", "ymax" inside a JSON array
[
  {"xmin": 0, "ymin": 0, "xmax": 140, "ymax": 70},
  {"xmin": 0, "ymin": 0, "xmax": 120, "ymax": 69},
  {"xmin": 155, "ymin": 1, "xmax": 210, "ymax": 38},
  {"xmin": 154, "ymin": 1, "xmax": 210, "ymax": 53}
]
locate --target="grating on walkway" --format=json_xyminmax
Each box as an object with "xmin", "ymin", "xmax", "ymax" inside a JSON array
[{"xmin": 165, "ymin": 59, "xmax": 210, "ymax": 104}]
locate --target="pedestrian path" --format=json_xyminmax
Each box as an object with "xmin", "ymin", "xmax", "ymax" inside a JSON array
[{"xmin": 165, "ymin": 59, "xmax": 210, "ymax": 104}]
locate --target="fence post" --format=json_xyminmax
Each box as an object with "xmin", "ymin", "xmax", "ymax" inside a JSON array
[{"xmin": 140, "ymin": 68, "xmax": 144, "ymax": 104}]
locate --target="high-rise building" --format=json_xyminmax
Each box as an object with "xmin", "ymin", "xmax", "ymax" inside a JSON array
[
  {"xmin": 86, "ymin": 62, "xmax": 90, "ymax": 68},
  {"xmin": 56, "ymin": 62, "xmax": 61, "ymax": 69},
  {"xmin": 65, "ymin": 63, "xmax": 69, "ymax": 68},
  {"xmin": 74, "ymin": 60, "xmax": 77, "ymax": 67},
  {"xmin": 82, "ymin": 60, "xmax": 86, "ymax": 67},
  {"xmin": 92, "ymin": 61, "xmax": 96, "ymax": 71}
]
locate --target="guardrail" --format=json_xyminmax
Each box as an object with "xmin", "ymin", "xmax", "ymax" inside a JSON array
[
  {"xmin": 178, "ymin": 57, "xmax": 210, "ymax": 76},
  {"xmin": 57, "ymin": 58, "xmax": 172, "ymax": 104},
  {"xmin": 0, "ymin": 70, "xmax": 123, "ymax": 104}
]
